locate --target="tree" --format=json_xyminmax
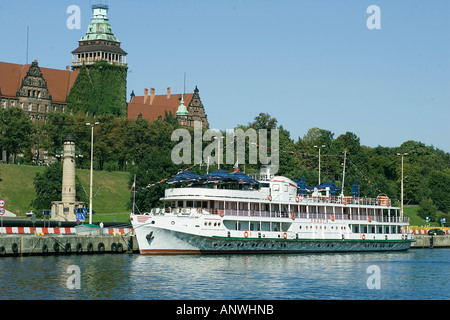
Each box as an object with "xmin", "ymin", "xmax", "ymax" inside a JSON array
[
  {"xmin": 248, "ymin": 113, "xmax": 278, "ymax": 130},
  {"xmin": 0, "ymin": 107, "xmax": 34, "ymax": 163},
  {"xmin": 30, "ymin": 162, "xmax": 87, "ymax": 213},
  {"xmin": 427, "ymin": 169, "xmax": 450, "ymax": 212},
  {"xmin": 417, "ymin": 198, "xmax": 438, "ymax": 222}
]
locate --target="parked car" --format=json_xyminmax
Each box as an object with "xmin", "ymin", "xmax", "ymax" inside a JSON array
[{"xmin": 427, "ymin": 228, "xmax": 445, "ymax": 236}]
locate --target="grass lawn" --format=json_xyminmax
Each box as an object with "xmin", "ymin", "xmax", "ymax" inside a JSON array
[
  {"xmin": 403, "ymin": 205, "xmax": 443, "ymax": 227},
  {"xmin": 0, "ymin": 163, "xmax": 131, "ymax": 216}
]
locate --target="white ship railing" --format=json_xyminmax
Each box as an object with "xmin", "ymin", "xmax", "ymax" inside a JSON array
[
  {"xmin": 165, "ymin": 188, "xmax": 393, "ymax": 207},
  {"xmin": 148, "ymin": 207, "xmax": 409, "ymax": 223}
]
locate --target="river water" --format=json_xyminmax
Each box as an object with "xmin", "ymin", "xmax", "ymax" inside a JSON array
[{"xmin": 0, "ymin": 249, "xmax": 448, "ymax": 300}]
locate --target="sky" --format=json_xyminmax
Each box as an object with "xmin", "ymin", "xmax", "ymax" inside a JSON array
[{"xmin": 0, "ymin": 0, "xmax": 449, "ymax": 152}]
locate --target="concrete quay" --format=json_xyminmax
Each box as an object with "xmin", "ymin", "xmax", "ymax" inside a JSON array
[
  {"xmin": 411, "ymin": 235, "xmax": 450, "ymax": 249},
  {"xmin": 0, "ymin": 234, "xmax": 139, "ymax": 256}
]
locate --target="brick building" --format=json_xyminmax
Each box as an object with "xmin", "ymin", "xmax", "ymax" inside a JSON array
[
  {"xmin": 0, "ymin": 60, "xmax": 79, "ymax": 120},
  {"xmin": 127, "ymin": 86, "xmax": 209, "ymax": 128}
]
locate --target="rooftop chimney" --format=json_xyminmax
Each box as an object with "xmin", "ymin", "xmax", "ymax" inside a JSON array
[
  {"xmin": 144, "ymin": 88, "xmax": 148, "ymax": 104},
  {"xmin": 150, "ymin": 88, "xmax": 155, "ymax": 105},
  {"xmin": 167, "ymin": 87, "xmax": 171, "ymax": 99}
]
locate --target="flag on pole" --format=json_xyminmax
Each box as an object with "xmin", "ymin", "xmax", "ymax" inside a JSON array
[{"xmin": 131, "ymin": 177, "xmax": 136, "ymax": 191}]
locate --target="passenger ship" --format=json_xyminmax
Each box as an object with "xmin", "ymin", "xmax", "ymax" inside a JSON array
[{"xmin": 130, "ymin": 167, "xmax": 413, "ymax": 255}]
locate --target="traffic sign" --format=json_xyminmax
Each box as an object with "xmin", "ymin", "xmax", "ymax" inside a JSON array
[
  {"xmin": 0, "ymin": 208, "xmax": 5, "ymax": 216},
  {"xmin": 0, "ymin": 200, "xmax": 5, "ymax": 208},
  {"xmin": 76, "ymin": 213, "xmax": 86, "ymax": 220}
]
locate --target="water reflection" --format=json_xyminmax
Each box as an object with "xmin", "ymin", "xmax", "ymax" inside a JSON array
[{"xmin": 0, "ymin": 250, "xmax": 448, "ymax": 300}]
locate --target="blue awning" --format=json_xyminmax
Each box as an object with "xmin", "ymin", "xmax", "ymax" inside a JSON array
[
  {"xmin": 293, "ymin": 176, "xmax": 313, "ymax": 195},
  {"xmin": 167, "ymin": 170, "xmax": 200, "ymax": 184}
]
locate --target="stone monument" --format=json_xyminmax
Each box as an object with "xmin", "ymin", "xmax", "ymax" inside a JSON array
[{"xmin": 51, "ymin": 133, "xmax": 85, "ymax": 221}]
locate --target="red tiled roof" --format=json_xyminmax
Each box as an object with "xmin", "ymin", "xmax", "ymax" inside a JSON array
[
  {"xmin": 40, "ymin": 66, "xmax": 79, "ymax": 103},
  {"xmin": 127, "ymin": 92, "xmax": 193, "ymax": 121},
  {"xmin": 0, "ymin": 61, "xmax": 79, "ymax": 103}
]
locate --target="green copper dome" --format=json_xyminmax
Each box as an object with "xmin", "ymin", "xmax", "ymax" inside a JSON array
[
  {"xmin": 80, "ymin": 4, "xmax": 120, "ymax": 43},
  {"xmin": 176, "ymin": 96, "xmax": 188, "ymax": 116}
]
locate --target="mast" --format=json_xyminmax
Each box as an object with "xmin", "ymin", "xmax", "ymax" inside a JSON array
[
  {"xmin": 132, "ymin": 174, "xmax": 136, "ymax": 214},
  {"xmin": 341, "ymin": 149, "xmax": 347, "ymax": 197}
]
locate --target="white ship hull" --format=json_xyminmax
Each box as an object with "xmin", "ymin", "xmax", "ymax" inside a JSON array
[
  {"xmin": 131, "ymin": 213, "xmax": 413, "ymax": 255},
  {"xmin": 131, "ymin": 171, "xmax": 413, "ymax": 255}
]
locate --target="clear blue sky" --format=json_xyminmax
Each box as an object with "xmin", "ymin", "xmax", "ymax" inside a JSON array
[{"xmin": 1, "ymin": 0, "xmax": 449, "ymax": 152}]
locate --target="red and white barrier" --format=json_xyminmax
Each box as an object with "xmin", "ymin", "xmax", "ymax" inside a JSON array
[
  {"xmin": 0, "ymin": 227, "xmax": 76, "ymax": 234},
  {"xmin": 0, "ymin": 227, "xmax": 134, "ymax": 235},
  {"xmin": 102, "ymin": 228, "xmax": 133, "ymax": 235},
  {"xmin": 412, "ymin": 229, "xmax": 450, "ymax": 235}
]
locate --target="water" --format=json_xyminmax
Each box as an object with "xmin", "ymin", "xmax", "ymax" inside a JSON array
[{"xmin": 0, "ymin": 249, "xmax": 448, "ymax": 300}]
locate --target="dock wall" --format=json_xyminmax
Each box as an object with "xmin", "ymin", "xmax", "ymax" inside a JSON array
[
  {"xmin": 411, "ymin": 235, "xmax": 450, "ymax": 248},
  {"xmin": 0, "ymin": 234, "xmax": 139, "ymax": 256}
]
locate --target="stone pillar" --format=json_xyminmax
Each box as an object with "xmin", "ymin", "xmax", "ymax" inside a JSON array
[
  {"xmin": 51, "ymin": 133, "xmax": 85, "ymax": 221},
  {"xmin": 62, "ymin": 134, "xmax": 76, "ymax": 203}
]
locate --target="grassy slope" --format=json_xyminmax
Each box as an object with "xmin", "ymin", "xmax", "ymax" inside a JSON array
[{"xmin": 0, "ymin": 163, "xmax": 131, "ymax": 217}]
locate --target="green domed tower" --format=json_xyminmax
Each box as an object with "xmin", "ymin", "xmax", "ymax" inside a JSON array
[
  {"xmin": 68, "ymin": 3, "xmax": 128, "ymax": 117},
  {"xmin": 71, "ymin": 3, "xmax": 127, "ymax": 68}
]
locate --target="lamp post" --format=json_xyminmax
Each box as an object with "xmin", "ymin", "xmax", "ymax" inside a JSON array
[
  {"xmin": 314, "ymin": 145, "xmax": 326, "ymax": 185},
  {"xmin": 86, "ymin": 122, "xmax": 99, "ymax": 224},
  {"xmin": 397, "ymin": 152, "xmax": 408, "ymax": 220},
  {"xmin": 214, "ymin": 136, "xmax": 224, "ymax": 170}
]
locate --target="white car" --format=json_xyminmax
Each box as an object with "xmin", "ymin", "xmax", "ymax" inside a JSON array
[{"xmin": 26, "ymin": 211, "xmax": 35, "ymax": 217}]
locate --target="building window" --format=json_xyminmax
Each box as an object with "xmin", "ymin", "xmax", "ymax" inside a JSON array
[
  {"xmin": 28, "ymin": 103, "xmax": 32, "ymax": 112},
  {"xmin": 1, "ymin": 100, "xmax": 6, "ymax": 108}
]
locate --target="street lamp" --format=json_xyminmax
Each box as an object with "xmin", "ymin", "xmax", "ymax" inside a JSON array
[
  {"xmin": 214, "ymin": 136, "xmax": 224, "ymax": 170},
  {"xmin": 314, "ymin": 145, "xmax": 326, "ymax": 185},
  {"xmin": 86, "ymin": 122, "xmax": 100, "ymax": 224},
  {"xmin": 397, "ymin": 152, "xmax": 408, "ymax": 219}
]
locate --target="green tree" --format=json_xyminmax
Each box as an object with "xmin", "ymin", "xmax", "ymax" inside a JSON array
[
  {"xmin": 417, "ymin": 198, "xmax": 438, "ymax": 222},
  {"xmin": 427, "ymin": 169, "xmax": 450, "ymax": 212},
  {"xmin": 30, "ymin": 162, "xmax": 87, "ymax": 213},
  {"xmin": 0, "ymin": 107, "xmax": 34, "ymax": 163}
]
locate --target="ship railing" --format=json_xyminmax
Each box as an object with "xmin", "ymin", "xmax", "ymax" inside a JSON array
[
  {"xmin": 300, "ymin": 196, "xmax": 391, "ymax": 207},
  {"xmin": 208, "ymin": 209, "xmax": 409, "ymax": 223},
  {"xmin": 148, "ymin": 207, "xmax": 409, "ymax": 223}
]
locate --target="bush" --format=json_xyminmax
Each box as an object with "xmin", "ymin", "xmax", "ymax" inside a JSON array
[{"xmin": 417, "ymin": 198, "xmax": 438, "ymax": 222}]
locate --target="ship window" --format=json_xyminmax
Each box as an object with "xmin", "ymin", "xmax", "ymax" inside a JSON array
[
  {"xmin": 273, "ymin": 184, "xmax": 280, "ymax": 191},
  {"xmin": 238, "ymin": 221, "xmax": 249, "ymax": 231},
  {"xmin": 250, "ymin": 222, "xmax": 260, "ymax": 231},
  {"xmin": 223, "ymin": 220, "xmax": 237, "ymax": 230},
  {"xmin": 272, "ymin": 222, "xmax": 280, "ymax": 232}
]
